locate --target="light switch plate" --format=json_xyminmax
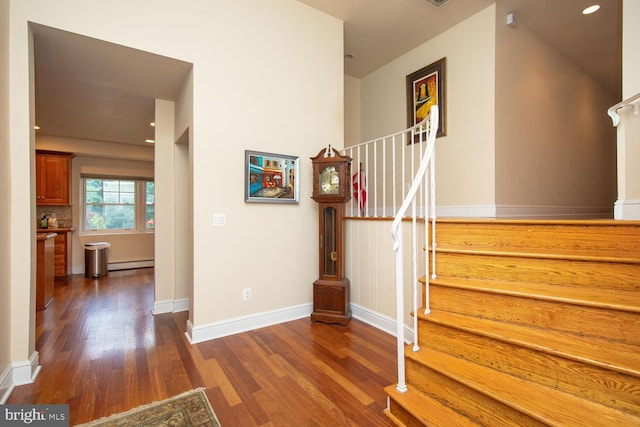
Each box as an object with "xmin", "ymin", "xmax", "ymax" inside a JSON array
[{"xmin": 213, "ymin": 213, "xmax": 226, "ymax": 227}]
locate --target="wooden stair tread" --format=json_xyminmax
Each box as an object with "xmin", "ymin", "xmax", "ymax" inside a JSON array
[
  {"xmin": 431, "ymin": 245, "xmax": 640, "ymax": 264},
  {"xmin": 425, "ymin": 276, "xmax": 640, "ymax": 313},
  {"xmin": 418, "ymin": 309, "xmax": 640, "ymax": 377},
  {"xmin": 431, "ymin": 219, "xmax": 640, "ymax": 261},
  {"xmin": 433, "ymin": 218, "xmax": 640, "ymax": 226},
  {"xmin": 385, "ymin": 384, "xmax": 478, "ymax": 427},
  {"xmin": 407, "ymin": 346, "xmax": 640, "ymax": 427}
]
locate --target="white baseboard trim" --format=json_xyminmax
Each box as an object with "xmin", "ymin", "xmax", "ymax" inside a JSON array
[
  {"xmin": 183, "ymin": 302, "xmax": 413, "ymax": 346},
  {"xmin": 615, "ymin": 199, "xmax": 640, "ymax": 220},
  {"xmin": 436, "ymin": 204, "xmax": 497, "ymax": 218},
  {"xmin": 351, "ymin": 304, "xmax": 414, "ymax": 344},
  {"xmin": 173, "ymin": 298, "xmax": 189, "ymax": 313},
  {"xmin": 13, "ymin": 352, "xmax": 40, "ymax": 386},
  {"xmin": 73, "ymin": 260, "xmax": 154, "ymax": 275},
  {"xmin": 0, "ymin": 365, "xmax": 14, "ymax": 404},
  {"xmin": 152, "ymin": 298, "xmax": 189, "ymax": 315},
  {"xmin": 185, "ymin": 303, "xmax": 313, "ymax": 344},
  {"xmin": 2, "ymin": 351, "xmax": 42, "ymax": 403},
  {"xmin": 495, "ymin": 204, "xmax": 613, "ymax": 219},
  {"xmin": 375, "ymin": 205, "xmax": 498, "ymax": 218},
  {"xmin": 433, "ymin": 204, "xmax": 614, "ymax": 219},
  {"xmin": 109, "ymin": 260, "xmax": 154, "ymax": 271},
  {"xmin": 361, "ymin": 204, "xmax": 616, "ymax": 220}
]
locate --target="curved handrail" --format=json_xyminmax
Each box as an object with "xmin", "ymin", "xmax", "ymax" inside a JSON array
[
  {"xmin": 608, "ymin": 92, "xmax": 640, "ymax": 127},
  {"xmin": 391, "ymin": 106, "xmax": 439, "ymax": 249},
  {"xmin": 390, "ymin": 105, "xmax": 439, "ymax": 393}
]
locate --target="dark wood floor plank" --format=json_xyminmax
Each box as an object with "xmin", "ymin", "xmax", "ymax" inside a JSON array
[{"xmin": 7, "ymin": 268, "xmax": 396, "ymax": 426}]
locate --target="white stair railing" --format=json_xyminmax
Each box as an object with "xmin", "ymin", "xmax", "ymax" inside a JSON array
[
  {"xmin": 340, "ymin": 106, "xmax": 439, "ymax": 393},
  {"xmin": 344, "ymin": 114, "xmax": 434, "ymax": 219},
  {"xmin": 389, "ymin": 106, "xmax": 438, "ymax": 393},
  {"xmin": 608, "ymin": 92, "xmax": 640, "ymax": 127}
]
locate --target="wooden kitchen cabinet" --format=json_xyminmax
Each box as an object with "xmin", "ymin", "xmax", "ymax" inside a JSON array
[
  {"xmin": 53, "ymin": 231, "xmax": 73, "ymax": 279},
  {"xmin": 36, "ymin": 150, "xmax": 73, "ymax": 205},
  {"xmin": 37, "ymin": 227, "xmax": 74, "ymax": 279},
  {"xmin": 36, "ymin": 232, "xmax": 56, "ymax": 309}
]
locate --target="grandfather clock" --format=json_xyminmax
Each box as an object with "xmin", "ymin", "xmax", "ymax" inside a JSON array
[{"xmin": 310, "ymin": 145, "xmax": 352, "ymax": 325}]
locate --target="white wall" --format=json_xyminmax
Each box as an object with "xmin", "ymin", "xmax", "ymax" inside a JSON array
[
  {"xmin": 495, "ymin": 0, "xmax": 617, "ymax": 218},
  {"xmin": 174, "ymin": 71, "xmax": 193, "ymax": 309},
  {"xmin": 360, "ymin": 2, "xmax": 617, "ymax": 219},
  {"xmin": 346, "ymin": 219, "xmax": 424, "ymax": 331},
  {"xmin": 186, "ymin": 2, "xmax": 343, "ymax": 331},
  {"xmin": 616, "ymin": 0, "xmax": 640, "ymax": 218},
  {"xmin": 0, "ymin": 0, "xmax": 12, "ymax": 403},
  {"xmin": 7, "ymin": 6, "xmax": 38, "ymax": 380},
  {"xmin": 154, "ymin": 99, "xmax": 175, "ymax": 307},
  {"xmin": 174, "ymin": 141, "xmax": 190, "ymax": 304},
  {"xmin": 361, "ymin": 6, "xmax": 497, "ymax": 214},
  {"xmin": 7, "ymin": 0, "xmax": 343, "ymax": 375},
  {"xmin": 345, "ymin": 75, "xmax": 361, "ymax": 147},
  {"xmin": 623, "ymin": 0, "xmax": 640, "ymax": 98}
]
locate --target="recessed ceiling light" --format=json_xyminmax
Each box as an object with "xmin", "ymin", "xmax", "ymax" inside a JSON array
[
  {"xmin": 145, "ymin": 139, "xmax": 155, "ymax": 144},
  {"xmin": 34, "ymin": 125, "xmax": 40, "ymax": 130},
  {"xmin": 423, "ymin": 0, "xmax": 449, "ymax": 8},
  {"xmin": 583, "ymin": 5, "xmax": 600, "ymax": 14},
  {"xmin": 150, "ymin": 122, "xmax": 155, "ymax": 127}
]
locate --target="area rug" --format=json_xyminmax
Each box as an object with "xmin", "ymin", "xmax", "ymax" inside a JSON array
[{"xmin": 76, "ymin": 388, "xmax": 221, "ymax": 427}]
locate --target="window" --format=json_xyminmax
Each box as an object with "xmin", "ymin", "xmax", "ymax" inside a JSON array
[
  {"xmin": 82, "ymin": 177, "xmax": 154, "ymax": 234},
  {"xmin": 145, "ymin": 181, "xmax": 155, "ymax": 230}
]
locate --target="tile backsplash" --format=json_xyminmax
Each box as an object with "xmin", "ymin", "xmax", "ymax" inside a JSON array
[{"xmin": 36, "ymin": 206, "xmax": 72, "ymax": 228}]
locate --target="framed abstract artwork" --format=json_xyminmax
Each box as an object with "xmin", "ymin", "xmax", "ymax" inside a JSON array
[{"xmin": 244, "ymin": 150, "xmax": 299, "ymax": 204}]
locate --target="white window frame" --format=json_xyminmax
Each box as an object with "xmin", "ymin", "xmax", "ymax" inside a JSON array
[{"xmin": 81, "ymin": 177, "xmax": 154, "ymax": 235}]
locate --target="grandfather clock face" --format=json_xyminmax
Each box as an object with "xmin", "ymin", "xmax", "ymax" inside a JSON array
[
  {"xmin": 319, "ymin": 166, "xmax": 340, "ymax": 195},
  {"xmin": 310, "ymin": 146, "xmax": 351, "ymax": 203}
]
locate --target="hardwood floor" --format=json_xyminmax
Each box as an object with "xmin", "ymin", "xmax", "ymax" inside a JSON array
[{"xmin": 7, "ymin": 268, "xmax": 397, "ymax": 426}]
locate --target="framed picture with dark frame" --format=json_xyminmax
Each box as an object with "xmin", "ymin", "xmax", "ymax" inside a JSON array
[
  {"xmin": 244, "ymin": 150, "xmax": 300, "ymax": 204},
  {"xmin": 406, "ymin": 57, "xmax": 446, "ymax": 141}
]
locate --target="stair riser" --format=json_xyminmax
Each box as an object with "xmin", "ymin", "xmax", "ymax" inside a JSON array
[
  {"xmin": 432, "ymin": 253, "xmax": 640, "ymax": 290},
  {"xmin": 418, "ymin": 319, "xmax": 640, "ymax": 415},
  {"xmin": 431, "ymin": 222, "xmax": 640, "ymax": 257},
  {"xmin": 405, "ymin": 357, "xmax": 547, "ymax": 426},
  {"xmin": 385, "ymin": 385, "xmax": 481, "ymax": 427},
  {"xmin": 427, "ymin": 285, "xmax": 640, "ymax": 345},
  {"xmin": 385, "ymin": 399, "xmax": 434, "ymax": 427},
  {"xmin": 385, "ymin": 400, "xmax": 415, "ymax": 426}
]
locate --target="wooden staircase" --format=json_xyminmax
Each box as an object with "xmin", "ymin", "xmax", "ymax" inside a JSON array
[{"xmin": 384, "ymin": 219, "xmax": 640, "ymax": 426}]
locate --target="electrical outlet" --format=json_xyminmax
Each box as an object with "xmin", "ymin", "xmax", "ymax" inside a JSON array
[{"xmin": 242, "ymin": 288, "xmax": 252, "ymax": 301}]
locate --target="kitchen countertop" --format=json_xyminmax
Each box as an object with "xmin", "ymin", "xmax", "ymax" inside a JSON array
[{"xmin": 37, "ymin": 227, "xmax": 75, "ymax": 233}]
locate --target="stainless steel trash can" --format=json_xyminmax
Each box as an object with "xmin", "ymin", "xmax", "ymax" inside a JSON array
[{"xmin": 85, "ymin": 242, "xmax": 111, "ymax": 278}]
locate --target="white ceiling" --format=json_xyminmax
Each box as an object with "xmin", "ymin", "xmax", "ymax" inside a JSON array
[
  {"xmin": 32, "ymin": 0, "xmax": 621, "ymax": 147},
  {"xmin": 32, "ymin": 23, "xmax": 192, "ymax": 146}
]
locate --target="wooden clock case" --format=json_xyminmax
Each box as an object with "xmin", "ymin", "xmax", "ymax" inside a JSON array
[{"xmin": 310, "ymin": 146, "xmax": 352, "ymax": 325}]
